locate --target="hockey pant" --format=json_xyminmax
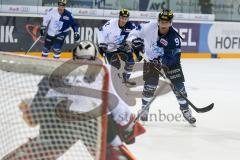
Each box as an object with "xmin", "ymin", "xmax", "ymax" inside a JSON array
[{"xmin": 42, "ymin": 33, "xmax": 67, "ymax": 59}]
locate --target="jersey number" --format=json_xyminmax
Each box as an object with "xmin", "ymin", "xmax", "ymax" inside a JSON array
[{"xmin": 175, "ymin": 38, "xmax": 180, "ymax": 46}]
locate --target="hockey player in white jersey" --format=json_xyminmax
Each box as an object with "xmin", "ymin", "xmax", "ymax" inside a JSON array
[
  {"xmin": 2, "ymin": 41, "xmax": 145, "ymax": 160},
  {"xmin": 40, "ymin": 0, "xmax": 80, "ymax": 59},
  {"xmin": 127, "ymin": 9, "xmax": 196, "ymax": 125},
  {"xmin": 97, "ymin": 9, "xmax": 143, "ymax": 86}
]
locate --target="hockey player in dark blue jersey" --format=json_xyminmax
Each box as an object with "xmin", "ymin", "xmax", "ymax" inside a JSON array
[
  {"xmin": 40, "ymin": 0, "xmax": 80, "ymax": 59},
  {"xmin": 97, "ymin": 9, "xmax": 141, "ymax": 86},
  {"xmin": 127, "ymin": 9, "xmax": 196, "ymax": 125}
]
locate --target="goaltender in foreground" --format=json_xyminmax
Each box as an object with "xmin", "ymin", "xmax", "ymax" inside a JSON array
[{"xmin": 2, "ymin": 41, "xmax": 145, "ymax": 160}]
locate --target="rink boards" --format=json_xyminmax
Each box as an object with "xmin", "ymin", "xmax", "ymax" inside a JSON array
[{"xmin": 1, "ymin": 15, "xmax": 240, "ymax": 58}]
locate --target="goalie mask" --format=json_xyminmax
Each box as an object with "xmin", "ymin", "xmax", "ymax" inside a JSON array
[{"xmin": 72, "ymin": 41, "xmax": 97, "ymax": 60}]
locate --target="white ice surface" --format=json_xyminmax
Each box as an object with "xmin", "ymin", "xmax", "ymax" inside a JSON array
[
  {"xmin": 1, "ymin": 59, "xmax": 240, "ymax": 160},
  {"xmin": 129, "ymin": 59, "xmax": 240, "ymax": 160}
]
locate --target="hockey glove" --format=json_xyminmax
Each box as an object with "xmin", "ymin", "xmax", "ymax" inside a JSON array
[
  {"xmin": 120, "ymin": 41, "xmax": 132, "ymax": 53},
  {"xmin": 40, "ymin": 25, "xmax": 46, "ymax": 36},
  {"xmin": 98, "ymin": 43, "xmax": 108, "ymax": 56},
  {"xmin": 132, "ymin": 38, "xmax": 144, "ymax": 52},
  {"xmin": 74, "ymin": 32, "xmax": 80, "ymax": 41},
  {"xmin": 151, "ymin": 57, "xmax": 169, "ymax": 71}
]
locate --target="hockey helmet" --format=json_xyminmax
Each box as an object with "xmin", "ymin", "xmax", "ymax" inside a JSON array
[
  {"xmin": 73, "ymin": 41, "xmax": 97, "ymax": 60},
  {"xmin": 158, "ymin": 9, "xmax": 173, "ymax": 21},
  {"xmin": 119, "ymin": 8, "xmax": 130, "ymax": 17},
  {"xmin": 58, "ymin": 0, "xmax": 67, "ymax": 6}
]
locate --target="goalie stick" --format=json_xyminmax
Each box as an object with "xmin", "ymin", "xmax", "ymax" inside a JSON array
[{"xmin": 139, "ymin": 52, "xmax": 214, "ymax": 114}]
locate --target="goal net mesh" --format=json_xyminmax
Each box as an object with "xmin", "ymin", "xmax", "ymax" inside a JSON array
[{"xmin": 0, "ymin": 52, "xmax": 109, "ymax": 160}]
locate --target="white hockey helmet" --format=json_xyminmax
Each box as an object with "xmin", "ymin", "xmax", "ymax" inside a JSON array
[{"xmin": 73, "ymin": 41, "xmax": 97, "ymax": 60}]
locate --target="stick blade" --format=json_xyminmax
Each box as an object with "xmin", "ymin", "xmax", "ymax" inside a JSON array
[{"xmin": 196, "ymin": 103, "xmax": 214, "ymax": 113}]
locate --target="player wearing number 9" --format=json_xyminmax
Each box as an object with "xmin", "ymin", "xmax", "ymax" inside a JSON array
[
  {"xmin": 40, "ymin": 0, "xmax": 80, "ymax": 59},
  {"xmin": 126, "ymin": 9, "xmax": 196, "ymax": 125}
]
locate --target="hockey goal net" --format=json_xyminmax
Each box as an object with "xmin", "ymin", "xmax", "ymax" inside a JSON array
[{"xmin": 0, "ymin": 52, "xmax": 109, "ymax": 160}]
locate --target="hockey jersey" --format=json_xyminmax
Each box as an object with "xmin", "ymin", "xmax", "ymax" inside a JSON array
[
  {"xmin": 30, "ymin": 62, "xmax": 131, "ymax": 126},
  {"xmin": 127, "ymin": 21, "xmax": 181, "ymax": 66},
  {"xmin": 97, "ymin": 19, "xmax": 137, "ymax": 51},
  {"xmin": 42, "ymin": 8, "xmax": 78, "ymax": 37}
]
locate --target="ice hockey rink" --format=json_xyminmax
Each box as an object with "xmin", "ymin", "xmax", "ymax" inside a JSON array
[
  {"xmin": 129, "ymin": 59, "xmax": 240, "ymax": 160},
  {"xmin": 0, "ymin": 56, "xmax": 240, "ymax": 160}
]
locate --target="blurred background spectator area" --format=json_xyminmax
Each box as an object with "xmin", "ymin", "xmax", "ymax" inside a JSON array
[{"xmin": 1, "ymin": 0, "xmax": 240, "ymax": 21}]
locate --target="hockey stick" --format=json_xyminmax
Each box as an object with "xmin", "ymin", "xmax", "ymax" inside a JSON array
[
  {"xmin": 139, "ymin": 52, "xmax": 214, "ymax": 113},
  {"xmin": 103, "ymin": 43, "xmax": 214, "ymax": 113},
  {"xmin": 25, "ymin": 36, "xmax": 42, "ymax": 55},
  {"xmin": 134, "ymin": 93, "xmax": 158, "ymax": 123}
]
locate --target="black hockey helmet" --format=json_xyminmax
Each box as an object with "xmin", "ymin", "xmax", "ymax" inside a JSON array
[
  {"xmin": 119, "ymin": 8, "xmax": 130, "ymax": 17},
  {"xmin": 58, "ymin": 0, "xmax": 67, "ymax": 6},
  {"xmin": 158, "ymin": 9, "xmax": 174, "ymax": 21}
]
